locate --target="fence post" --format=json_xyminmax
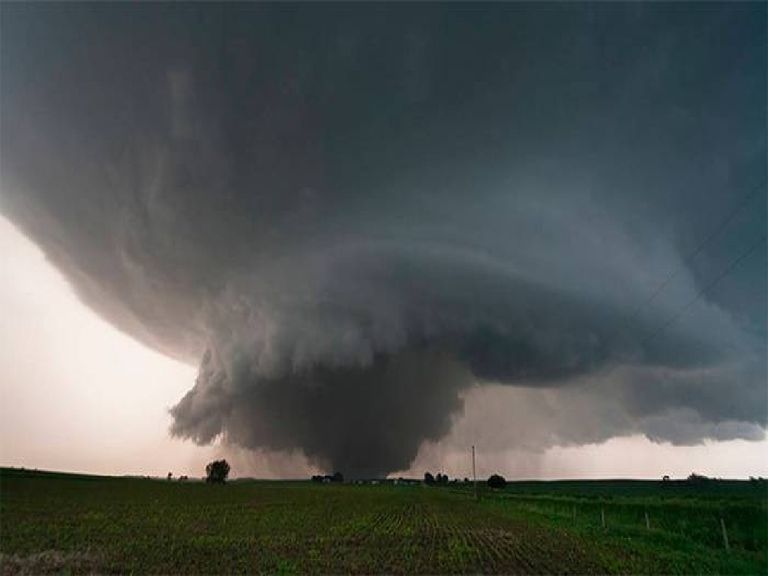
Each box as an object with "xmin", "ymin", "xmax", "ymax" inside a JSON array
[
  {"xmin": 720, "ymin": 517, "xmax": 730, "ymax": 553},
  {"xmin": 645, "ymin": 510, "xmax": 650, "ymax": 530},
  {"xmin": 601, "ymin": 507, "xmax": 606, "ymax": 529}
]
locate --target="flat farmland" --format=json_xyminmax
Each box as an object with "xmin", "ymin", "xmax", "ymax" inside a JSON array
[{"xmin": 1, "ymin": 469, "xmax": 765, "ymax": 574}]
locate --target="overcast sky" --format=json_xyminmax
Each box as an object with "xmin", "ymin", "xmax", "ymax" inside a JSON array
[{"xmin": 1, "ymin": 3, "xmax": 765, "ymax": 479}]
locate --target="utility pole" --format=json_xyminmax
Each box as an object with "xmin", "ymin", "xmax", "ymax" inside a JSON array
[{"xmin": 472, "ymin": 445, "xmax": 478, "ymax": 501}]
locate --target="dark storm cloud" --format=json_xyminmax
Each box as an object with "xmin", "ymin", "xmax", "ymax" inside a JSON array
[
  {"xmin": 1, "ymin": 3, "xmax": 765, "ymax": 476},
  {"xmin": 172, "ymin": 348, "xmax": 469, "ymax": 479}
]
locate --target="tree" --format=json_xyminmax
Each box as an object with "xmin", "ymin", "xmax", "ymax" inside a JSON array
[
  {"xmin": 686, "ymin": 472, "xmax": 709, "ymax": 485},
  {"xmin": 205, "ymin": 459, "xmax": 231, "ymax": 484},
  {"xmin": 424, "ymin": 472, "xmax": 435, "ymax": 485},
  {"xmin": 487, "ymin": 474, "xmax": 507, "ymax": 489},
  {"xmin": 312, "ymin": 473, "xmax": 343, "ymax": 483}
]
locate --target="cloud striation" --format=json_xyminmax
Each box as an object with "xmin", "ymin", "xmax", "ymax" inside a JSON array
[{"xmin": 1, "ymin": 3, "xmax": 765, "ymax": 477}]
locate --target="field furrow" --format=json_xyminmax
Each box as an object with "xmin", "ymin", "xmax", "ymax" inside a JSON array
[{"xmin": 2, "ymin": 471, "xmax": 765, "ymax": 575}]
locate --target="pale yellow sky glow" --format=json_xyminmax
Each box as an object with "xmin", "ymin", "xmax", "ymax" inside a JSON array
[{"xmin": 1, "ymin": 215, "xmax": 766, "ymax": 480}]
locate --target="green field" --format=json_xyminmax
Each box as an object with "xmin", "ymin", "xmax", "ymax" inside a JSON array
[{"xmin": 1, "ymin": 468, "xmax": 766, "ymax": 574}]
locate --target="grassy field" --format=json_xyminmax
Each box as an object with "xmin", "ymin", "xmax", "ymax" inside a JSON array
[{"xmin": 1, "ymin": 468, "xmax": 766, "ymax": 574}]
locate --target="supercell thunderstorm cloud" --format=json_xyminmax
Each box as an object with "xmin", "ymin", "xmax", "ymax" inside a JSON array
[{"xmin": 1, "ymin": 4, "xmax": 765, "ymax": 477}]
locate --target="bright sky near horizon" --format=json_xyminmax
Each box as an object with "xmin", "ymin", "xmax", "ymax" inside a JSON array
[
  {"xmin": 0, "ymin": 216, "xmax": 212, "ymax": 478},
  {"xmin": 2, "ymin": 215, "xmax": 766, "ymax": 481}
]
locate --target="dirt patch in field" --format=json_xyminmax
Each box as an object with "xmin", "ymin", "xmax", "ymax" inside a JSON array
[{"xmin": 0, "ymin": 550, "xmax": 102, "ymax": 575}]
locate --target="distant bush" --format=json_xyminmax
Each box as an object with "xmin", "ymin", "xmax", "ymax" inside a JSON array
[
  {"xmin": 687, "ymin": 472, "xmax": 710, "ymax": 485},
  {"xmin": 424, "ymin": 472, "xmax": 451, "ymax": 485},
  {"xmin": 205, "ymin": 460, "xmax": 230, "ymax": 484},
  {"xmin": 311, "ymin": 472, "xmax": 343, "ymax": 483},
  {"xmin": 487, "ymin": 474, "xmax": 507, "ymax": 489}
]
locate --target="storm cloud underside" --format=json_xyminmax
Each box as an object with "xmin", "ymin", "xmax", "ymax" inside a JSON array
[{"xmin": 1, "ymin": 4, "xmax": 765, "ymax": 476}]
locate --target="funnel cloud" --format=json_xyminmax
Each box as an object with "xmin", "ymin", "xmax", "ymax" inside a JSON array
[{"xmin": 1, "ymin": 3, "xmax": 765, "ymax": 477}]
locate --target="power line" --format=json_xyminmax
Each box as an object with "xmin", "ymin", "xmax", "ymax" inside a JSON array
[
  {"xmin": 640, "ymin": 233, "xmax": 766, "ymax": 348},
  {"xmin": 624, "ymin": 183, "xmax": 764, "ymax": 328}
]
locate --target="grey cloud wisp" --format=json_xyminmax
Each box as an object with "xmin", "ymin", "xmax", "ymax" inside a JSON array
[{"xmin": 1, "ymin": 4, "xmax": 765, "ymax": 477}]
